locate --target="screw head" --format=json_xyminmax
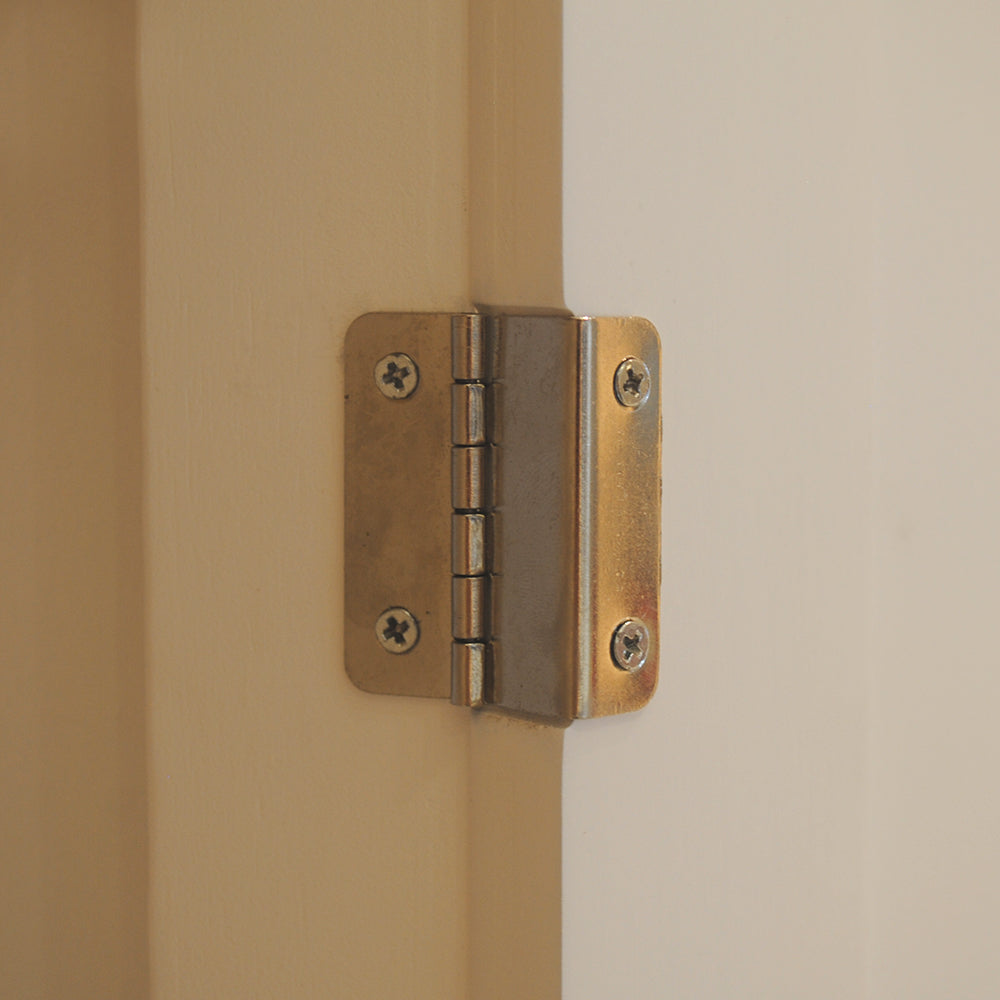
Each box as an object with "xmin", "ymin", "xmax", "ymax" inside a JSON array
[
  {"xmin": 375, "ymin": 607, "xmax": 419, "ymax": 654},
  {"xmin": 611, "ymin": 618, "xmax": 650, "ymax": 672},
  {"xmin": 374, "ymin": 353, "xmax": 419, "ymax": 399},
  {"xmin": 613, "ymin": 357, "xmax": 651, "ymax": 408}
]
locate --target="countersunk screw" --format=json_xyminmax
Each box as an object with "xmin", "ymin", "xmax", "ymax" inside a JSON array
[
  {"xmin": 614, "ymin": 357, "xmax": 651, "ymax": 408},
  {"xmin": 374, "ymin": 353, "xmax": 419, "ymax": 399},
  {"xmin": 376, "ymin": 607, "xmax": 419, "ymax": 654},
  {"xmin": 611, "ymin": 618, "xmax": 650, "ymax": 672}
]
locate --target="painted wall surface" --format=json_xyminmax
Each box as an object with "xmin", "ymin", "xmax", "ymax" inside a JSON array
[
  {"xmin": 139, "ymin": 2, "xmax": 472, "ymax": 996},
  {"xmin": 3, "ymin": 3, "xmax": 565, "ymax": 997},
  {"xmin": 0, "ymin": 4, "xmax": 148, "ymax": 997},
  {"xmin": 562, "ymin": 2, "xmax": 1000, "ymax": 997},
  {"xmin": 867, "ymin": 7, "xmax": 1000, "ymax": 992},
  {"xmin": 140, "ymin": 1, "xmax": 563, "ymax": 998}
]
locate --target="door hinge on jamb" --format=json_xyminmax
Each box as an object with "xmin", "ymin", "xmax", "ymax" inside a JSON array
[{"xmin": 343, "ymin": 311, "xmax": 661, "ymax": 726}]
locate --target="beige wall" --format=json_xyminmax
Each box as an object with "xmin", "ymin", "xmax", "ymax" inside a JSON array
[
  {"xmin": 868, "ymin": 5, "xmax": 1000, "ymax": 992},
  {"xmin": 563, "ymin": 4, "xmax": 871, "ymax": 992},
  {"xmin": 1, "ymin": 3, "xmax": 148, "ymax": 997}
]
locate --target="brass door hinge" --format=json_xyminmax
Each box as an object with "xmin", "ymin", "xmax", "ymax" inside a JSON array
[{"xmin": 344, "ymin": 311, "xmax": 661, "ymax": 726}]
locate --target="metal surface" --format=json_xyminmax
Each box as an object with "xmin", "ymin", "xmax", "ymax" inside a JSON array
[
  {"xmin": 344, "ymin": 314, "xmax": 452, "ymax": 698},
  {"xmin": 611, "ymin": 619, "xmax": 650, "ymax": 672},
  {"xmin": 452, "ymin": 445, "xmax": 494, "ymax": 510},
  {"xmin": 451, "ymin": 313, "xmax": 490, "ymax": 382},
  {"xmin": 452, "ymin": 513, "xmax": 488, "ymax": 576},
  {"xmin": 449, "ymin": 323, "xmax": 495, "ymax": 717},
  {"xmin": 375, "ymin": 607, "xmax": 420, "ymax": 654},
  {"xmin": 580, "ymin": 316, "xmax": 660, "ymax": 716},
  {"xmin": 451, "ymin": 643, "xmax": 486, "ymax": 708},
  {"xmin": 487, "ymin": 315, "xmax": 582, "ymax": 719},
  {"xmin": 374, "ymin": 352, "xmax": 419, "ymax": 399},
  {"xmin": 451, "ymin": 383, "xmax": 487, "ymax": 445},
  {"xmin": 613, "ymin": 356, "xmax": 651, "ymax": 408},
  {"xmin": 490, "ymin": 314, "xmax": 660, "ymax": 720},
  {"xmin": 345, "ymin": 311, "xmax": 661, "ymax": 722},
  {"xmin": 452, "ymin": 576, "xmax": 490, "ymax": 641}
]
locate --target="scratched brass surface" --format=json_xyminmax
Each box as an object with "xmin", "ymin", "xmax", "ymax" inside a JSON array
[{"xmin": 344, "ymin": 313, "xmax": 453, "ymax": 698}]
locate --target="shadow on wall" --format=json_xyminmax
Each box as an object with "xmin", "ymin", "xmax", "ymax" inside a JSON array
[{"xmin": 0, "ymin": 4, "xmax": 149, "ymax": 996}]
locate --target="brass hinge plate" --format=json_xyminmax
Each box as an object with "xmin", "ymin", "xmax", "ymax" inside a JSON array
[{"xmin": 343, "ymin": 311, "xmax": 661, "ymax": 725}]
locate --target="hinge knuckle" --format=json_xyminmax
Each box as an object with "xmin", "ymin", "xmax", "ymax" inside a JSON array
[
  {"xmin": 450, "ymin": 324, "xmax": 496, "ymax": 702},
  {"xmin": 451, "ymin": 383, "xmax": 487, "ymax": 445},
  {"xmin": 452, "ymin": 576, "xmax": 490, "ymax": 641},
  {"xmin": 451, "ymin": 313, "xmax": 489, "ymax": 382},
  {"xmin": 451, "ymin": 642, "xmax": 486, "ymax": 708},
  {"xmin": 451, "ymin": 445, "xmax": 495, "ymax": 511},
  {"xmin": 452, "ymin": 513, "xmax": 488, "ymax": 576}
]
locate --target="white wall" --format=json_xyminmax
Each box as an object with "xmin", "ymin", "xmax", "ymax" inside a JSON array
[
  {"xmin": 562, "ymin": 2, "xmax": 1000, "ymax": 997},
  {"xmin": 868, "ymin": 5, "xmax": 1000, "ymax": 993}
]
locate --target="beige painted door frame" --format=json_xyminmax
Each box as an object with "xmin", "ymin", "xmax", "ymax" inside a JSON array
[
  {"xmin": 141, "ymin": 1, "xmax": 566, "ymax": 997},
  {"xmin": 5, "ymin": 2, "xmax": 564, "ymax": 998}
]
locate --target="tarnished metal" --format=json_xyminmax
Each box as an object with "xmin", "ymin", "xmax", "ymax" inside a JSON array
[
  {"xmin": 452, "ymin": 513, "xmax": 488, "ymax": 576},
  {"xmin": 451, "ymin": 383, "xmax": 487, "ymax": 445},
  {"xmin": 452, "ymin": 445, "xmax": 494, "ymax": 511},
  {"xmin": 486, "ymin": 314, "xmax": 660, "ymax": 720},
  {"xmin": 452, "ymin": 575, "xmax": 490, "ymax": 641},
  {"xmin": 451, "ymin": 313, "xmax": 489, "ymax": 382},
  {"xmin": 344, "ymin": 311, "xmax": 661, "ymax": 724},
  {"xmin": 451, "ymin": 642, "xmax": 486, "ymax": 708},
  {"xmin": 344, "ymin": 314, "xmax": 452, "ymax": 699},
  {"xmin": 449, "ymin": 336, "xmax": 494, "ymax": 713}
]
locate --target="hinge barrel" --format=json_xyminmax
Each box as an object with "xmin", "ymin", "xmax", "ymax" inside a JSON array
[
  {"xmin": 451, "ymin": 313, "xmax": 490, "ymax": 382},
  {"xmin": 451, "ymin": 384, "xmax": 487, "ymax": 445},
  {"xmin": 450, "ymin": 314, "xmax": 495, "ymax": 706},
  {"xmin": 451, "ymin": 513, "xmax": 489, "ymax": 576},
  {"xmin": 451, "ymin": 446, "xmax": 495, "ymax": 511}
]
